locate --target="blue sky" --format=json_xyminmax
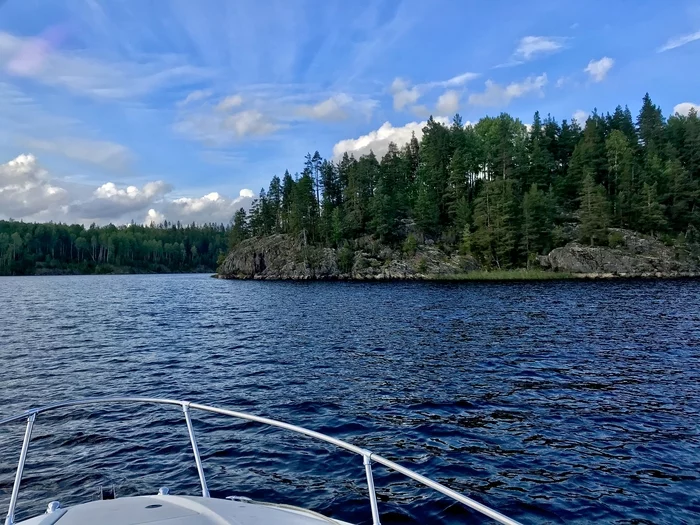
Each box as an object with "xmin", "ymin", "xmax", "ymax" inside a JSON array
[{"xmin": 0, "ymin": 0, "xmax": 698, "ymax": 225}]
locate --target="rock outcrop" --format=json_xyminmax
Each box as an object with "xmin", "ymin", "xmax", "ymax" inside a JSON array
[
  {"xmin": 217, "ymin": 234, "xmax": 479, "ymax": 280},
  {"xmin": 538, "ymin": 229, "xmax": 700, "ymax": 277}
]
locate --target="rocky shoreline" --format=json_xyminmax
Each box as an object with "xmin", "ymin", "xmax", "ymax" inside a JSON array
[{"xmin": 217, "ymin": 229, "xmax": 700, "ymax": 281}]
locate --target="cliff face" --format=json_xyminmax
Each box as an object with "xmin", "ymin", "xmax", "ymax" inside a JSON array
[
  {"xmin": 217, "ymin": 234, "xmax": 479, "ymax": 280},
  {"xmin": 538, "ymin": 229, "xmax": 700, "ymax": 277},
  {"xmin": 218, "ymin": 229, "xmax": 700, "ymax": 280}
]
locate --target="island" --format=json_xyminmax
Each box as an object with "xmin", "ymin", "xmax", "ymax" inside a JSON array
[{"xmin": 218, "ymin": 94, "xmax": 700, "ymax": 280}]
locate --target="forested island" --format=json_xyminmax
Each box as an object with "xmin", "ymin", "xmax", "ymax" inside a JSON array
[
  {"xmin": 0, "ymin": 221, "xmax": 229, "ymax": 275},
  {"xmin": 219, "ymin": 94, "xmax": 700, "ymax": 280}
]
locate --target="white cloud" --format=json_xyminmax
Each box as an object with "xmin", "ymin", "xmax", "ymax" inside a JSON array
[
  {"xmin": 659, "ymin": 31, "xmax": 700, "ymax": 52},
  {"xmin": 216, "ymin": 94, "xmax": 243, "ymax": 112},
  {"xmin": 410, "ymin": 104, "xmax": 430, "ymax": 118},
  {"xmin": 436, "ymin": 90, "xmax": 460, "ymax": 114},
  {"xmin": 439, "ymin": 72, "xmax": 480, "ymax": 88},
  {"xmin": 555, "ymin": 76, "xmax": 569, "ymax": 88},
  {"xmin": 572, "ymin": 110, "xmax": 589, "ymax": 124},
  {"xmin": 297, "ymin": 93, "xmax": 350, "ymax": 121},
  {"xmin": 144, "ymin": 208, "xmax": 166, "ymax": 226},
  {"xmin": 674, "ymin": 102, "xmax": 700, "ymax": 116},
  {"xmin": 175, "ymin": 108, "xmax": 280, "ymax": 144},
  {"xmin": 70, "ymin": 180, "xmax": 172, "ymax": 220},
  {"xmin": 22, "ymin": 137, "xmax": 132, "ymax": 169},
  {"xmin": 390, "ymin": 73, "xmax": 478, "ymax": 112},
  {"xmin": 0, "ymin": 153, "xmax": 254, "ymax": 225},
  {"xmin": 468, "ymin": 74, "xmax": 548, "ymax": 107},
  {"xmin": 515, "ymin": 36, "xmax": 566, "ymax": 60},
  {"xmin": 0, "ymin": 154, "xmax": 68, "ymax": 218},
  {"xmin": 332, "ymin": 117, "xmax": 449, "ymax": 159},
  {"xmin": 0, "ymin": 31, "xmax": 210, "ymax": 99},
  {"xmin": 391, "ymin": 78, "xmax": 420, "ymax": 111},
  {"xmin": 225, "ymin": 110, "xmax": 279, "ymax": 137},
  {"xmin": 584, "ymin": 57, "xmax": 614, "ymax": 82},
  {"xmin": 162, "ymin": 190, "xmax": 254, "ymax": 224},
  {"xmin": 177, "ymin": 89, "xmax": 213, "ymax": 107}
]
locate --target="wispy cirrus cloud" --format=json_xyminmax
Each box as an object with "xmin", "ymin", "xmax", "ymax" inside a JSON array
[
  {"xmin": 495, "ymin": 36, "xmax": 567, "ymax": 68},
  {"xmin": 0, "ymin": 30, "xmax": 212, "ymax": 100},
  {"xmin": 658, "ymin": 30, "xmax": 700, "ymax": 52},
  {"xmin": 22, "ymin": 137, "xmax": 133, "ymax": 170}
]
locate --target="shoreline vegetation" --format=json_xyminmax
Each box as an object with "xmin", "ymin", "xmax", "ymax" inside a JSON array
[{"xmin": 0, "ymin": 221, "xmax": 228, "ymax": 276}]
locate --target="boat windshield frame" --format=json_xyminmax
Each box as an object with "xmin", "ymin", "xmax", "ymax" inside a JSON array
[{"xmin": 0, "ymin": 397, "xmax": 522, "ymax": 525}]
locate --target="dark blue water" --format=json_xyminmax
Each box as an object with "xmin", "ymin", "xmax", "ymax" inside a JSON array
[{"xmin": 1, "ymin": 275, "xmax": 699, "ymax": 524}]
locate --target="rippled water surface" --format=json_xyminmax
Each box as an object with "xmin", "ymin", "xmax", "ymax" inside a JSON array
[{"xmin": 1, "ymin": 275, "xmax": 699, "ymax": 524}]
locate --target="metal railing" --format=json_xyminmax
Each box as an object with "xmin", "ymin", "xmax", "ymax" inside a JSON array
[{"xmin": 0, "ymin": 397, "xmax": 523, "ymax": 525}]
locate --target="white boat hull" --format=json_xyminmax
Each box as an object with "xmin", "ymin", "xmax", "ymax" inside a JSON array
[{"xmin": 18, "ymin": 495, "xmax": 354, "ymax": 525}]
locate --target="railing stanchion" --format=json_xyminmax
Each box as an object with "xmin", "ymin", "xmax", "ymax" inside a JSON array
[
  {"xmin": 182, "ymin": 404, "xmax": 210, "ymax": 498},
  {"xmin": 363, "ymin": 454, "xmax": 381, "ymax": 525},
  {"xmin": 5, "ymin": 413, "xmax": 36, "ymax": 525}
]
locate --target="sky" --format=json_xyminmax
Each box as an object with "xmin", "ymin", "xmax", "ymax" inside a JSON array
[{"xmin": 0, "ymin": 0, "xmax": 699, "ymax": 226}]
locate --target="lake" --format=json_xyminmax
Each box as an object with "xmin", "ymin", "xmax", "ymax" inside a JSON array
[{"xmin": 1, "ymin": 274, "xmax": 699, "ymax": 524}]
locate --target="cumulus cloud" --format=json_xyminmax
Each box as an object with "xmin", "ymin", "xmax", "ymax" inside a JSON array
[
  {"xmin": 0, "ymin": 154, "xmax": 67, "ymax": 218},
  {"xmin": 658, "ymin": 31, "xmax": 700, "ymax": 52},
  {"xmin": 332, "ymin": 117, "xmax": 449, "ymax": 159},
  {"xmin": 161, "ymin": 189, "xmax": 254, "ymax": 224},
  {"xmin": 0, "ymin": 153, "xmax": 253, "ymax": 225},
  {"xmin": 390, "ymin": 78, "xmax": 421, "ymax": 111},
  {"xmin": 144, "ymin": 208, "xmax": 166, "ymax": 226},
  {"xmin": 23, "ymin": 137, "xmax": 132, "ymax": 169},
  {"xmin": 584, "ymin": 57, "xmax": 614, "ymax": 82},
  {"xmin": 572, "ymin": 110, "xmax": 589, "ymax": 124},
  {"xmin": 468, "ymin": 74, "xmax": 547, "ymax": 107},
  {"xmin": 674, "ymin": 102, "xmax": 700, "ymax": 116},
  {"xmin": 69, "ymin": 180, "xmax": 172, "ymax": 221},
  {"xmin": 216, "ymin": 94, "xmax": 243, "ymax": 112},
  {"xmin": 515, "ymin": 36, "xmax": 566, "ymax": 60},
  {"xmin": 436, "ymin": 90, "xmax": 460, "ymax": 114}
]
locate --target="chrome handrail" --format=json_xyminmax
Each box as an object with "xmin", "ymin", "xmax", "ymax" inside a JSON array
[{"xmin": 0, "ymin": 397, "xmax": 523, "ymax": 525}]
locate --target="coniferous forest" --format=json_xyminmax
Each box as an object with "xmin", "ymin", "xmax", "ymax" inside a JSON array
[
  {"xmin": 236, "ymin": 94, "xmax": 700, "ymax": 269},
  {"xmin": 2, "ymin": 94, "xmax": 699, "ymax": 276},
  {"xmin": 0, "ymin": 221, "xmax": 229, "ymax": 275}
]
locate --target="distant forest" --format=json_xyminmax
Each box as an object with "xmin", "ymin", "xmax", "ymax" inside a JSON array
[
  {"xmin": 0, "ymin": 221, "xmax": 229, "ymax": 275},
  {"xmin": 233, "ymin": 93, "xmax": 700, "ymax": 268}
]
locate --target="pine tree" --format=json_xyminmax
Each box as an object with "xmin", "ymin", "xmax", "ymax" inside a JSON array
[
  {"xmin": 637, "ymin": 182, "xmax": 667, "ymax": 235},
  {"xmin": 229, "ymin": 208, "xmax": 249, "ymax": 247},
  {"xmin": 578, "ymin": 174, "xmax": 610, "ymax": 246},
  {"xmin": 521, "ymin": 184, "xmax": 553, "ymax": 263}
]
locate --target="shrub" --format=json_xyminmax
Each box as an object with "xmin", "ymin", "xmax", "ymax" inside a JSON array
[
  {"xmin": 607, "ymin": 231, "xmax": 625, "ymax": 248},
  {"xmin": 337, "ymin": 244, "xmax": 355, "ymax": 273},
  {"xmin": 403, "ymin": 233, "xmax": 418, "ymax": 256}
]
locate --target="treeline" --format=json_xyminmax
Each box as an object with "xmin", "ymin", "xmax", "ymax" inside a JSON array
[
  {"xmin": 0, "ymin": 220, "xmax": 230, "ymax": 275},
  {"xmin": 234, "ymin": 93, "xmax": 700, "ymax": 268}
]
